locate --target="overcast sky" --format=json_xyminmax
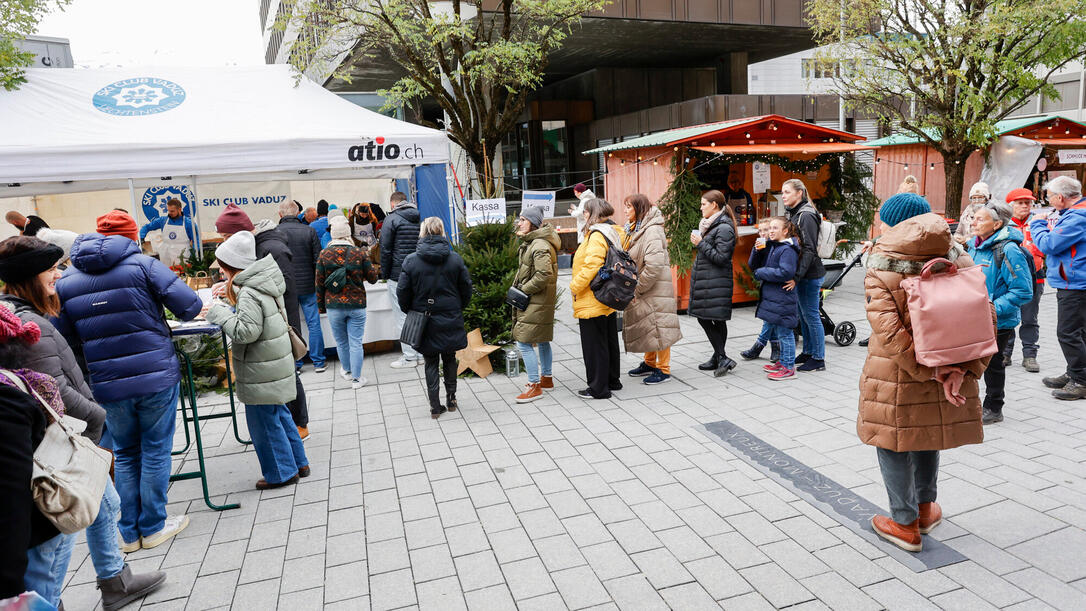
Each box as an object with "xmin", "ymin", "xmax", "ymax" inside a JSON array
[{"xmin": 35, "ymin": 0, "xmax": 265, "ymax": 68}]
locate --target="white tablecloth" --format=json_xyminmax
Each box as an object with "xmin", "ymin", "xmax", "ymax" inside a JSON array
[{"xmin": 298, "ymin": 281, "xmax": 400, "ymax": 348}]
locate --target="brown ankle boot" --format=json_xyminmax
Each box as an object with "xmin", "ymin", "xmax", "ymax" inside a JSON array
[
  {"xmin": 516, "ymin": 383, "xmax": 543, "ymax": 403},
  {"xmin": 918, "ymin": 501, "xmax": 942, "ymax": 534},
  {"xmin": 871, "ymin": 515, "xmax": 922, "ymax": 552},
  {"xmin": 540, "ymin": 375, "xmax": 554, "ymax": 389}
]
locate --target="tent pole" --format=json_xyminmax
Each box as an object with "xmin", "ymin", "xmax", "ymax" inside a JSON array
[
  {"xmin": 189, "ymin": 176, "xmax": 203, "ymax": 254},
  {"xmin": 127, "ymin": 178, "xmax": 139, "ymax": 222}
]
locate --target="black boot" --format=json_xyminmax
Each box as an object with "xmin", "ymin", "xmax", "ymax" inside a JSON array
[
  {"xmin": 769, "ymin": 341, "xmax": 781, "ymax": 363},
  {"xmin": 444, "ymin": 355, "xmax": 458, "ymax": 411},
  {"xmin": 740, "ymin": 342, "xmax": 765, "ymax": 360},
  {"xmin": 99, "ymin": 563, "xmax": 167, "ymax": 611},
  {"xmin": 699, "ymin": 354, "xmax": 721, "ymax": 370}
]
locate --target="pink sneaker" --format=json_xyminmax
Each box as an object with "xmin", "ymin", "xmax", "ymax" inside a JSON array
[
  {"xmin": 763, "ymin": 361, "xmax": 783, "ymax": 373},
  {"xmin": 768, "ymin": 367, "xmax": 796, "ymax": 381}
]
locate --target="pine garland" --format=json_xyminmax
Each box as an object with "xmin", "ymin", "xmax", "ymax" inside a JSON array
[{"xmin": 657, "ymin": 156, "xmax": 706, "ymax": 277}]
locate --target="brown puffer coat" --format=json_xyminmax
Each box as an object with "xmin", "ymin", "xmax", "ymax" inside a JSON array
[
  {"xmin": 857, "ymin": 213, "xmax": 993, "ymax": 452},
  {"xmin": 511, "ymin": 224, "xmax": 561, "ymax": 344},
  {"xmin": 622, "ymin": 207, "xmax": 682, "ymax": 353}
]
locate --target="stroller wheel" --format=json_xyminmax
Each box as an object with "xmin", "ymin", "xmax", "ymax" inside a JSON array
[{"xmin": 834, "ymin": 321, "xmax": 857, "ymax": 346}]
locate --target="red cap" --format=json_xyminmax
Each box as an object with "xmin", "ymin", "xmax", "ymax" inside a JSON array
[
  {"xmin": 96, "ymin": 210, "xmax": 139, "ymax": 242},
  {"xmin": 1005, "ymin": 188, "xmax": 1036, "ymax": 203}
]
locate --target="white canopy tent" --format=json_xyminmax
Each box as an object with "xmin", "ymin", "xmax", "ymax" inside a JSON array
[{"xmin": 0, "ymin": 64, "xmax": 450, "ymax": 196}]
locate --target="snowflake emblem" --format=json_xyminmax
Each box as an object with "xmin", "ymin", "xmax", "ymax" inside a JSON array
[{"xmin": 112, "ymin": 86, "xmax": 168, "ymax": 109}]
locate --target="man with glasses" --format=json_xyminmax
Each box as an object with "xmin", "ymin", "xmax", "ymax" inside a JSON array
[{"xmin": 1031, "ymin": 175, "xmax": 1086, "ymax": 400}]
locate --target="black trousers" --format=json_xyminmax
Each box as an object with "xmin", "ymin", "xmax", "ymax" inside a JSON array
[
  {"xmin": 1056, "ymin": 289, "xmax": 1086, "ymax": 384},
  {"xmin": 983, "ymin": 329, "xmax": 1014, "ymax": 413},
  {"xmin": 424, "ymin": 352, "xmax": 458, "ymax": 409},
  {"xmin": 697, "ymin": 317, "xmax": 729, "ymax": 360},
  {"xmin": 579, "ymin": 313, "xmax": 620, "ymax": 398},
  {"xmin": 287, "ymin": 372, "xmax": 308, "ymax": 427}
]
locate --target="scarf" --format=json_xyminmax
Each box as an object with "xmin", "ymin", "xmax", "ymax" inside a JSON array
[
  {"xmin": 0, "ymin": 368, "xmax": 65, "ymax": 421},
  {"xmin": 699, "ymin": 210, "xmax": 723, "ymax": 236}
]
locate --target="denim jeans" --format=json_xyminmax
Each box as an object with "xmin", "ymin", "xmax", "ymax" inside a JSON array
[
  {"xmin": 246, "ymin": 404, "xmax": 309, "ymax": 484},
  {"xmin": 329, "ymin": 307, "xmax": 367, "ymax": 379},
  {"xmin": 876, "ymin": 447, "xmax": 939, "ymax": 524},
  {"xmin": 86, "ymin": 479, "xmax": 125, "ymax": 580},
  {"xmin": 1005, "ymin": 282, "xmax": 1043, "ymax": 359},
  {"xmin": 101, "ymin": 384, "xmax": 179, "ymax": 543},
  {"xmin": 24, "ymin": 532, "xmax": 76, "ymax": 606},
  {"xmin": 387, "ymin": 280, "xmax": 421, "ymax": 362},
  {"xmin": 768, "ymin": 323, "xmax": 796, "ymax": 368},
  {"xmin": 297, "ymin": 292, "xmax": 326, "ymax": 367},
  {"xmin": 756, "ymin": 321, "xmax": 773, "ymax": 345},
  {"xmin": 516, "ymin": 341, "xmax": 552, "ymax": 384},
  {"xmin": 796, "ymin": 276, "xmax": 826, "ymax": 360}
]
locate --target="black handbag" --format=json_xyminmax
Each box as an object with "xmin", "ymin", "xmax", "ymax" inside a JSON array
[
  {"xmin": 400, "ymin": 298, "xmax": 433, "ymax": 349},
  {"xmin": 506, "ymin": 286, "xmax": 530, "ymax": 311}
]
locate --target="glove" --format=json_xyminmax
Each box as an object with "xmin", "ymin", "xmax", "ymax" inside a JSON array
[{"xmin": 933, "ymin": 365, "xmax": 967, "ymax": 407}]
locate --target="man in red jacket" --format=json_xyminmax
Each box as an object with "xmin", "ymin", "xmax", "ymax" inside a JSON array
[{"xmin": 1004, "ymin": 188, "xmax": 1046, "ymax": 373}]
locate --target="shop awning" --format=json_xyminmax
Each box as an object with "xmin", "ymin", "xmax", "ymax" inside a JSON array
[
  {"xmin": 691, "ymin": 143, "xmax": 874, "ymax": 154},
  {"xmin": 1026, "ymin": 138, "xmax": 1086, "ymax": 146}
]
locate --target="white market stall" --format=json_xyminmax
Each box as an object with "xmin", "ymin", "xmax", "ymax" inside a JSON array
[{"xmin": 0, "ymin": 64, "xmax": 452, "ymax": 346}]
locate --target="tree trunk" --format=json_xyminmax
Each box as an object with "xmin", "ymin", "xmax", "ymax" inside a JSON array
[
  {"xmin": 941, "ymin": 153, "xmax": 969, "ymax": 219},
  {"xmin": 466, "ymin": 141, "xmax": 501, "ymax": 199}
]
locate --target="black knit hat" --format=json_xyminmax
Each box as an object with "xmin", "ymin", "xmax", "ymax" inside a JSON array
[{"xmin": 0, "ymin": 237, "xmax": 64, "ymax": 284}]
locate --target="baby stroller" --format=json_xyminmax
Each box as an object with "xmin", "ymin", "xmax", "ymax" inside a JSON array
[{"xmin": 819, "ymin": 240, "xmax": 866, "ymax": 346}]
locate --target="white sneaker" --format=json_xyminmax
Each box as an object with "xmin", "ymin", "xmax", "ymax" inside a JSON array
[
  {"xmin": 390, "ymin": 358, "xmax": 420, "ymax": 369},
  {"xmin": 352, "ymin": 377, "xmax": 368, "ymax": 389},
  {"xmin": 313, "ymin": 364, "xmax": 327, "ymax": 373},
  {"xmin": 340, "ymin": 369, "xmax": 352, "ymax": 380},
  {"xmin": 141, "ymin": 514, "xmax": 189, "ymax": 549}
]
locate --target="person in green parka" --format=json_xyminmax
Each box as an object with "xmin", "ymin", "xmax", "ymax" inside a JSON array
[
  {"xmin": 205, "ymin": 231, "xmax": 310, "ymax": 490},
  {"xmin": 511, "ymin": 206, "xmax": 561, "ymax": 404}
]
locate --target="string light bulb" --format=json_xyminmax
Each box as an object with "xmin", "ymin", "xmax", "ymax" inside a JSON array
[
  {"xmin": 904, "ymin": 164, "xmax": 910, "ymax": 171},
  {"xmin": 929, "ymin": 163, "xmax": 935, "ymax": 170},
  {"xmin": 876, "ymin": 157, "xmax": 881, "ymax": 164},
  {"xmin": 653, "ymin": 159, "xmax": 658, "ymax": 165},
  {"xmin": 620, "ymin": 159, "xmax": 625, "ymax": 166},
  {"xmin": 797, "ymin": 134, "xmax": 803, "ymax": 140},
  {"xmin": 744, "ymin": 132, "xmax": 751, "ymax": 139}
]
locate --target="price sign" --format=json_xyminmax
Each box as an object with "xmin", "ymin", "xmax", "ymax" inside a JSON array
[{"xmin": 465, "ymin": 197, "xmax": 507, "ymax": 226}]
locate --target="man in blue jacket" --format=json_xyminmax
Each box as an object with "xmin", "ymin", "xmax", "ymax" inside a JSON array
[
  {"xmin": 309, "ymin": 200, "xmax": 338, "ymax": 248},
  {"xmin": 55, "ymin": 210, "xmax": 203, "ymax": 552},
  {"xmin": 1031, "ymin": 175, "xmax": 1086, "ymax": 400},
  {"xmin": 138, "ymin": 198, "xmax": 200, "ymax": 268}
]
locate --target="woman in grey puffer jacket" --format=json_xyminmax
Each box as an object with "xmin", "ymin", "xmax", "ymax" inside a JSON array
[{"xmin": 205, "ymin": 231, "xmax": 309, "ymax": 490}]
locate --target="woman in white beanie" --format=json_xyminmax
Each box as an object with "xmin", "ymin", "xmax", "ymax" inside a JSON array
[
  {"xmin": 955, "ymin": 181, "xmax": 991, "ymax": 244},
  {"xmin": 204, "ymin": 231, "xmax": 310, "ymax": 489},
  {"xmin": 317, "ymin": 218, "xmax": 378, "ymax": 389}
]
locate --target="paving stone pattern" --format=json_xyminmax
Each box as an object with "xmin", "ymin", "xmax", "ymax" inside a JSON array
[{"xmin": 60, "ymin": 268, "xmax": 1086, "ymax": 610}]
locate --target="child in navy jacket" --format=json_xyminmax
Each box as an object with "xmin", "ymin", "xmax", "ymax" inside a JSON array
[{"xmin": 749, "ymin": 217, "xmax": 801, "ymax": 380}]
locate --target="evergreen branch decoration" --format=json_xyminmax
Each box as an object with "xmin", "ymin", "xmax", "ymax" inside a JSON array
[
  {"xmin": 657, "ymin": 156, "xmax": 706, "ymax": 278},
  {"xmin": 737, "ymin": 262, "xmax": 760, "ymax": 298},
  {"xmin": 454, "ymin": 218, "xmax": 519, "ymax": 372}
]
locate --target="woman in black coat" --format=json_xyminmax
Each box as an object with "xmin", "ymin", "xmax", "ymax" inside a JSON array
[
  {"xmin": 688, "ymin": 190, "xmax": 739, "ymax": 377},
  {"xmin": 397, "ymin": 217, "xmax": 473, "ymax": 418}
]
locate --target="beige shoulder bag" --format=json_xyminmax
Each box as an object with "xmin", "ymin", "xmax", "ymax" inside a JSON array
[{"xmin": 0, "ymin": 369, "xmax": 112, "ymax": 534}]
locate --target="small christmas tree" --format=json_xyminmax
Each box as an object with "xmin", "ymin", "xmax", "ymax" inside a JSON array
[{"xmin": 454, "ymin": 219, "xmax": 519, "ymax": 371}]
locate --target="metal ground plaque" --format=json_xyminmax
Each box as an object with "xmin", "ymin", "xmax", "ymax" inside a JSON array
[{"xmin": 699, "ymin": 419, "xmax": 967, "ymax": 572}]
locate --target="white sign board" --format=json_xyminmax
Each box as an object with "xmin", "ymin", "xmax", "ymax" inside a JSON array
[
  {"xmin": 521, "ymin": 191, "xmax": 556, "ymax": 217},
  {"xmin": 465, "ymin": 197, "xmax": 507, "ymax": 226},
  {"xmin": 752, "ymin": 162, "xmax": 771, "ymax": 194},
  {"xmin": 1058, "ymin": 149, "xmax": 1086, "ymax": 164}
]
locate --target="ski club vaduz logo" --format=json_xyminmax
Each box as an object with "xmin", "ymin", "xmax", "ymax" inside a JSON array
[
  {"xmin": 93, "ymin": 77, "xmax": 186, "ymax": 116},
  {"xmin": 142, "ymin": 186, "xmax": 195, "ymax": 221}
]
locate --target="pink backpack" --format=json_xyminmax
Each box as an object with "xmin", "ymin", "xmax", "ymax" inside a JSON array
[{"xmin": 899, "ymin": 258, "xmax": 998, "ymax": 367}]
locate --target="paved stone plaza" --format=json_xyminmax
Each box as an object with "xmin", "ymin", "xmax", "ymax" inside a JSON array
[{"xmin": 59, "ymin": 268, "xmax": 1086, "ymax": 610}]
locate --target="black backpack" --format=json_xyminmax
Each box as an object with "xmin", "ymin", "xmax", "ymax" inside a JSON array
[
  {"xmin": 992, "ymin": 241, "xmax": 1039, "ymax": 299},
  {"xmin": 589, "ymin": 230, "xmax": 638, "ymax": 310}
]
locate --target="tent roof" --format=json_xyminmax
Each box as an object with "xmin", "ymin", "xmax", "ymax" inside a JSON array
[
  {"xmin": 0, "ymin": 65, "xmax": 449, "ymax": 192},
  {"xmin": 583, "ymin": 114, "xmax": 866, "ymax": 155},
  {"xmin": 866, "ymin": 115, "xmax": 1086, "ymax": 147}
]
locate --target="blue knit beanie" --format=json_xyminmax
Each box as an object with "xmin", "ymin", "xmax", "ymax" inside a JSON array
[{"xmin": 879, "ymin": 193, "xmax": 931, "ymax": 227}]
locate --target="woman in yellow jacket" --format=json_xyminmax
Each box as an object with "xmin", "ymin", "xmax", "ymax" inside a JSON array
[{"xmin": 569, "ymin": 198, "xmax": 626, "ymax": 399}]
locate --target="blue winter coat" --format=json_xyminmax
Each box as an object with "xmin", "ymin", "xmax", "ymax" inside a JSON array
[
  {"xmin": 54, "ymin": 234, "xmax": 203, "ymax": 403},
  {"xmin": 749, "ymin": 238, "xmax": 800, "ymax": 328},
  {"xmin": 967, "ymin": 226, "xmax": 1034, "ymax": 329},
  {"xmin": 1030, "ymin": 200, "xmax": 1086, "ymax": 290}
]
